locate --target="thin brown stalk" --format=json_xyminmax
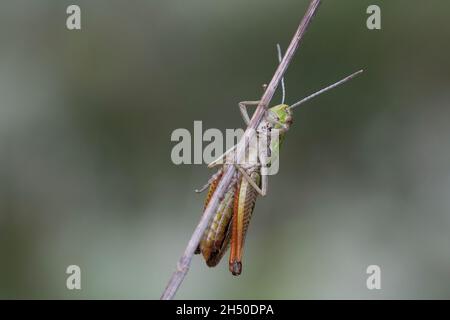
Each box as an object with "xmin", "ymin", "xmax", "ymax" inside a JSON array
[{"xmin": 160, "ymin": 0, "xmax": 322, "ymax": 300}]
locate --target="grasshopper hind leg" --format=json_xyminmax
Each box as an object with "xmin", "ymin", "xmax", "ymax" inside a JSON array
[
  {"xmin": 204, "ymin": 221, "xmax": 232, "ymax": 267},
  {"xmin": 229, "ymin": 172, "xmax": 260, "ymax": 276},
  {"xmin": 196, "ymin": 171, "xmax": 239, "ymax": 263},
  {"xmin": 195, "ymin": 169, "xmax": 224, "ymax": 255}
]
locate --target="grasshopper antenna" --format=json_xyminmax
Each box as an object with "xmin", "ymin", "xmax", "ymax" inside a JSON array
[
  {"xmin": 289, "ymin": 69, "xmax": 363, "ymax": 110},
  {"xmin": 276, "ymin": 44, "xmax": 286, "ymax": 104}
]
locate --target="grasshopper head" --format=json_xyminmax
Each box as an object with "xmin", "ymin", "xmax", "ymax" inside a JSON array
[{"xmin": 269, "ymin": 104, "xmax": 293, "ymax": 129}]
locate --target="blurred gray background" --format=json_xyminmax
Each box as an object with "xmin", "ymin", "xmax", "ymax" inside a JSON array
[{"xmin": 1, "ymin": 0, "xmax": 449, "ymax": 299}]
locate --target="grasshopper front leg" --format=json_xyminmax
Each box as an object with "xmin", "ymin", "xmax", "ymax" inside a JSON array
[{"xmin": 238, "ymin": 101, "xmax": 260, "ymax": 125}]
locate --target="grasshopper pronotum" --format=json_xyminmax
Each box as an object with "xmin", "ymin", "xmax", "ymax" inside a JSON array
[{"xmin": 195, "ymin": 45, "xmax": 363, "ymax": 276}]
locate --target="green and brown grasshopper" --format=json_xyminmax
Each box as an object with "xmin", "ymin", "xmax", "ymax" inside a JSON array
[{"xmin": 195, "ymin": 45, "xmax": 362, "ymax": 276}]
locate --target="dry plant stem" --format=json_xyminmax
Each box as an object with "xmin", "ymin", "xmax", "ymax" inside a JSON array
[{"xmin": 160, "ymin": 0, "xmax": 322, "ymax": 300}]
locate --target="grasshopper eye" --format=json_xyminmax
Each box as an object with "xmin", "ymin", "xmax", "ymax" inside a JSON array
[{"xmin": 286, "ymin": 115, "xmax": 293, "ymax": 125}]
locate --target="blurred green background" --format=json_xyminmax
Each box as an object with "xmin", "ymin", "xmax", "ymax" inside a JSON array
[{"xmin": 1, "ymin": 0, "xmax": 450, "ymax": 299}]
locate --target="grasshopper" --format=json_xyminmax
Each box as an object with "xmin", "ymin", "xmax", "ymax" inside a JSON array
[{"xmin": 195, "ymin": 45, "xmax": 363, "ymax": 276}]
